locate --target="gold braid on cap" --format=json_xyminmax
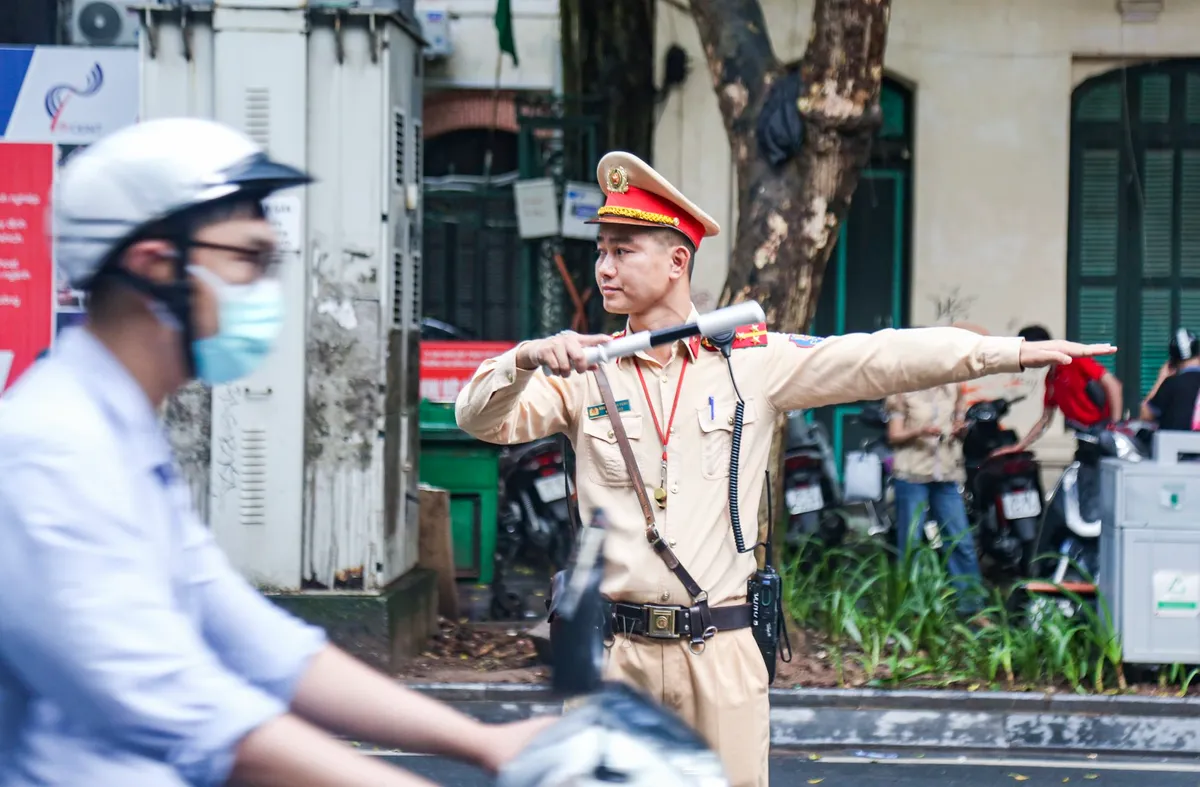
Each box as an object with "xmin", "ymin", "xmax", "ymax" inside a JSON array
[{"xmin": 596, "ymin": 205, "xmax": 681, "ymax": 227}]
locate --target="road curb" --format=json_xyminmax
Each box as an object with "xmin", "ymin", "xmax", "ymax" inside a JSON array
[{"xmin": 408, "ymin": 683, "xmax": 1200, "ymax": 755}]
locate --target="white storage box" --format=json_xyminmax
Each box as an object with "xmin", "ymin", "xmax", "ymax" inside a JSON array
[{"xmin": 843, "ymin": 450, "xmax": 884, "ymax": 502}]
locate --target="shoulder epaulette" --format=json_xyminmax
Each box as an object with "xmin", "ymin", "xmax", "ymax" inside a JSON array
[
  {"xmin": 699, "ymin": 322, "xmax": 770, "ymax": 352},
  {"xmin": 731, "ymin": 322, "xmax": 768, "ymax": 349}
]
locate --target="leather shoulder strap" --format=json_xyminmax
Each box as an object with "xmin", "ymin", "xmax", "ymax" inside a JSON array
[{"xmin": 592, "ymin": 364, "xmax": 710, "ymax": 608}]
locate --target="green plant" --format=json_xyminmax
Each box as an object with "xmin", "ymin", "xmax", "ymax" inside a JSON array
[{"xmin": 778, "ymin": 532, "xmax": 1175, "ymax": 695}]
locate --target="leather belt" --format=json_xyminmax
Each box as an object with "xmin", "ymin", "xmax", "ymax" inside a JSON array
[{"xmin": 605, "ymin": 599, "xmax": 752, "ymax": 640}]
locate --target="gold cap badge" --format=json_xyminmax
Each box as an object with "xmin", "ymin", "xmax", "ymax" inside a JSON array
[{"xmin": 606, "ymin": 165, "xmax": 630, "ymax": 194}]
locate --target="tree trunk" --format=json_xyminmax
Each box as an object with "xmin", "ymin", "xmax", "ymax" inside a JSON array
[
  {"xmin": 688, "ymin": 0, "xmax": 892, "ymax": 589},
  {"xmin": 692, "ymin": 0, "xmax": 891, "ymax": 325},
  {"xmin": 559, "ymin": 0, "xmax": 658, "ymax": 334},
  {"xmin": 560, "ymin": 0, "xmax": 658, "ymax": 163}
]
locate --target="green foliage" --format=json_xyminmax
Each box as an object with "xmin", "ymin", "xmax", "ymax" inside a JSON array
[{"xmin": 780, "ymin": 536, "xmax": 1196, "ymax": 694}]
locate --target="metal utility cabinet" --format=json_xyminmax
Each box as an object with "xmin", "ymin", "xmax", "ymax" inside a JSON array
[
  {"xmin": 1100, "ymin": 431, "xmax": 1200, "ymax": 665},
  {"xmin": 138, "ymin": 0, "xmax": 426, "ymax": 594}
]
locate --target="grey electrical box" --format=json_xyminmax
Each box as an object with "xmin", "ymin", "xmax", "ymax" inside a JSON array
[
  {"xmin": 1100, "ymin": 431, "xmax": 1200, "ymax": 665},
  {"xmin": 140, "ymin": 3, "xmax": 425, "ymax": 592}
]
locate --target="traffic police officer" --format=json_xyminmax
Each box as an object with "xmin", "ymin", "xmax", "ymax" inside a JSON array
[
  {"xmin": 455, "ymin": 151, "xmax": 1116, "ymax": 787},
  {"xmin": 0, "ymin": 118, "xmax": 549, "ymax": 786}
]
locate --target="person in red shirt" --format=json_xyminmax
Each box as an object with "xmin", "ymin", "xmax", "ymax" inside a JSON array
[{"xmin": 994, "ymin": 325, "xmax": 1124, "ymax": 457}]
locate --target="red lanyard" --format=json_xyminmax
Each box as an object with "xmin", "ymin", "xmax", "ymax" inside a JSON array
[{"xmin": 635, "ymin": 356, "xmax": 689, "ymax": 506}]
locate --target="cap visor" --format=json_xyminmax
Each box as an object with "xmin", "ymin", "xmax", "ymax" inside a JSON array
[{"xmin": 221, "ymin": 152, "xmax": 314, "ymax": 192}]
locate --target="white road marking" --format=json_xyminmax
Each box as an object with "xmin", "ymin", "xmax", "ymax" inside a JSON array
[
  {"xmin": 802, "ymin": 755, "xmax": 1200, "ymax": 773},
  {"xmin": 352, "ymin": 748, "xmax": 1200, "ymax": 773}
]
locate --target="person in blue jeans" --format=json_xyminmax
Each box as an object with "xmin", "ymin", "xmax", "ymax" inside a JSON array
[{"xmin": 885, "ymin": 381, "xmax": 988, "ymax": 621}]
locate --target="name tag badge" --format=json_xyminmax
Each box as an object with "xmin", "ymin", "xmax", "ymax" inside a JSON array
[{"xmin": 587, "ymin": 399, "xmax": 631, "ymax": 420}]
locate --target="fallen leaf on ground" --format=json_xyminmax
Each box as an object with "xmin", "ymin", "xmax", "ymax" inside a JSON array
[
  {"xmin": 807, "ymin": 753, "xmax": 822, "ymax": 761},
  {"xmin": 807, "ymin": 780, "xmax": 823, "ymax": 785},
  {"xmin": 1083, "ymin": 775, "xmax": 1098, "ymax": 780},
  {"xmin": 1009, "ymin": 774, "xmax": 1029, "ymax": 782}
]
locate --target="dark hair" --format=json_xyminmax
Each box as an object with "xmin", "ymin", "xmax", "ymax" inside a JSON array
[
  {"xmin": 1018, "ymin": 324, "xmax": 1051, "ymax": 343},
  {"xmin": 85, "ymin": 274, "xmax": 122, "ymax": 322}
]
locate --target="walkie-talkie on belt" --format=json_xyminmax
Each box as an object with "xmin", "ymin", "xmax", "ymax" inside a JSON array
[{"xmin": 748, "ymin": 473, "xmax": 792, "ymax": 683}]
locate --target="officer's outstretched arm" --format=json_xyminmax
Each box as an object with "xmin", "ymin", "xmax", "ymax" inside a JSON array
[
  {"xmin": 763, "ymin": 327, "xmax": 1024, "ymax": 412},
  {"xmin": 455, "ymin": 344, "xmax": 581, "ymax": 444}
]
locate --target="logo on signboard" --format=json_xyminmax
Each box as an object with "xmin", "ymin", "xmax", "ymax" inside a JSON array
[{"xmin": 43, "ymin": 62, "xmax": 104, "ymax": 134}]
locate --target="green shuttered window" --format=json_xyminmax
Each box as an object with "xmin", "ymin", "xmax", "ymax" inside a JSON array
[{"xmin": 1069, "ymin": 61, "xmax": 1200, "ymax": 401}]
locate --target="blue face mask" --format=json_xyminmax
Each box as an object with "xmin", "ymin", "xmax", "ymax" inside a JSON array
[{"xmin": 189, "ymin": 265, "xmax": 285, "ymax": 385}]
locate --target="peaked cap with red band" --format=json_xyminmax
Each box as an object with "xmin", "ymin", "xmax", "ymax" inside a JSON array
[{"xmin": 585, "ymin": 151, "xmax": 720, "ymax": 249}]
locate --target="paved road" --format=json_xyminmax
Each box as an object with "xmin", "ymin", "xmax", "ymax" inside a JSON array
[{"xmin": 373, "ymin": 749, "xmax": 1200, "ymax": 786}]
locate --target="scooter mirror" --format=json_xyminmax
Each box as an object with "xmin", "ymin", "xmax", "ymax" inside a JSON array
[{"xmin": 550, "ymin": 509, "xmax": 609, "ymax": 697}]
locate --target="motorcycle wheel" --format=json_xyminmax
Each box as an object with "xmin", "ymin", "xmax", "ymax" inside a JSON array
[{"xmin": 818, "ymin": 509, "xmax": 849, "ymax": 547}]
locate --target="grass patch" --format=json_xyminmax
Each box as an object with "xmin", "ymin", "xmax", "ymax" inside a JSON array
[{"xmin": 780, "ymin": 536, "xmax": 1179, "ymax": 694}]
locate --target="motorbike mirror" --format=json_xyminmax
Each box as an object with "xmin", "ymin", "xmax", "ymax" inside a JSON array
[{"xmin": 550, "ymin": 508, "xmax": 610, "ymax": 697}]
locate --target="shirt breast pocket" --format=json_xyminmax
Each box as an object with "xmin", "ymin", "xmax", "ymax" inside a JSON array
[
  {"xmin": 581, "ymin": 413, "xmax": 645, "ymax": 487},
  {"xmin": 696, "ymin": 398, "xmax": 758, "ymax": 480}
]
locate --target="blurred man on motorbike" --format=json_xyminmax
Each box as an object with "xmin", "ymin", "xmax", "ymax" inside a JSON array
[{"xmin": 0, "ymin": 118, "xmax": 550, "ymax": 787}]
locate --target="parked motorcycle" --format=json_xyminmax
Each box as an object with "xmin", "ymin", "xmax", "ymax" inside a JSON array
[
  {"xmin": 961, "ymin": 395, "xmax": 1045, "ymax": 574},
  {"xmin": 783, "ymin": 411, "xmax": 848, "ymax": 547},
  {"xmin": 1029, "ymin": 420, "xmax": 1153, "ymax": 589},
  {"xmin": 490, "ymin": 437, "xmax": 577, "ymax": 619},
  {"xmin": 842, "ymin": 403, "xmax": 898, "ymax": 538}
]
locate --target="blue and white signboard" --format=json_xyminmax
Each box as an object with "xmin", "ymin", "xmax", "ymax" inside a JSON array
[{"xmin": 0, "ymin": 46, "xmax": 138, "ymax": 145}]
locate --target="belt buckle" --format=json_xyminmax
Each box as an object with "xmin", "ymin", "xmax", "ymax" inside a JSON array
[{"xmin": 645, "ymin": 605, "xmax": 678, "ymax": 639}]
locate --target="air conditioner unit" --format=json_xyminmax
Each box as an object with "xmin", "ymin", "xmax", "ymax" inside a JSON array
[
  {"xmin": 71, "ymin": 0, "xmax": 141, "ymax": 48},
  {"xmin": 419, "ymin": 8, "xmax": 452, "ymax": 59}
]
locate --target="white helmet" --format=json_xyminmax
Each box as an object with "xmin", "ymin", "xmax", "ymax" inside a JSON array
[
  {"xmin": 55, "ymin": 117, "xmax": 310, "ymax": 287},
  {"xmin": 496, "ymin": 684, "xmax": 730, "ymax": 787}
]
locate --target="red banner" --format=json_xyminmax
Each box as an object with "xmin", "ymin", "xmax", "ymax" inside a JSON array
[
  {"xmin": 0, "ymin": 143, "xmax": 54, "ymax": 393},
  {"xmin": 420, "ymin": 340, "xmax": 515, "ymax": 403}
]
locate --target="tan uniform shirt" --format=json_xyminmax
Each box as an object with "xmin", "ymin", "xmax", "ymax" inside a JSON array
[
  {"xmin": 885, "ymin": 383, "xmax": 967, "ymax": 485},
  {"xmin": 455, "ymin": 308, "xmax": 1023, "ymax": 608}
]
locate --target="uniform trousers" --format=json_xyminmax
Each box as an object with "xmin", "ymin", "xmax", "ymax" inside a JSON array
[{"xmin": 567, "ymin": 625, "xmax": 771, "ymax": 787}]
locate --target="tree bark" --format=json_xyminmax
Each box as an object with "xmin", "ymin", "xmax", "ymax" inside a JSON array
[
  {"xmin": 560, "ymin": 0, "xmax": 658, "ymax": 163},
  {"xmin": 688, "ymin": 0, "xmax": 893, "ymax": 568},
  {"xmin": 691, "ymin": 0, "xmax": 891, "ymax": 327}
]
